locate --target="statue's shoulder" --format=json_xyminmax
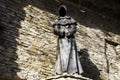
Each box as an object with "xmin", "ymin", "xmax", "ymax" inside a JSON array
[
  {"xmin": 67, "ymin": 16, "xmax": 77, "ymax": 25},
  {"xmin": 53, "ymin": 16, "xmax": 77, "ymax": 26}
]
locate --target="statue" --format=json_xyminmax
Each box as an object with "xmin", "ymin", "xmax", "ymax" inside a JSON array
[{"xmin": 53, "ymin": 5, "xmax": 83, "ymax": 75}]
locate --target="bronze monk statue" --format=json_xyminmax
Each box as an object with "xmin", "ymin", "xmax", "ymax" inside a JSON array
[{"xmin": 53, "ymin": 5, "xmax": 83, "ymax": 75}]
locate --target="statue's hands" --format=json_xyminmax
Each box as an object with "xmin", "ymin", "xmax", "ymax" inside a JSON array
[
  {"xmin": 65, "ymin": 29, "xmax": 71, "ymax": 36},
  {"xmin": 59, "ymin": 27, "xmax": 65, "ymax": 37},
  {"xmin": 61, "ymin": 27, "xmax": 65, "ymax": 33}
]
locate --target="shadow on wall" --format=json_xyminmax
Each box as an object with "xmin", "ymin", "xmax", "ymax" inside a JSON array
[
  {"xmin": 0, "ymin": 0, "xmax": 119, "ymax": 80},
  {"xmin": 0, "ymin": 0, "xmax": 26, "ymax": 80},
  {"xmin": 26, "ymin": 0, "xmax": 120, "ymax": 34},
  {"xmin": 78, "ymin": 49, "xmax": 101, "ymax": 80}
]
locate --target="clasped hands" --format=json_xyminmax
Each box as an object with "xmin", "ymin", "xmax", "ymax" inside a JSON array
[{"xmin": 60, "ymin": 26, "xmax": 71, "ymax": 36}]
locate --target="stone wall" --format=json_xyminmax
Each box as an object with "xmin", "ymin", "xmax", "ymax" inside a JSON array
[{"xmin": 0, "ymin": 0, "xmax": 120, "ymax": 80}]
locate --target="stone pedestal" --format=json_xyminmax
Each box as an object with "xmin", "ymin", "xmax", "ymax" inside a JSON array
[{"xmin": 42, "ymin": 74, "xmax": 92, "ymax": 80}]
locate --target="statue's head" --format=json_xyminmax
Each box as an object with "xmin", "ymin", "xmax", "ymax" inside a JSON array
[{"xmin": 59, "ymin": 5, "xmax": 67, "ymax": 17}]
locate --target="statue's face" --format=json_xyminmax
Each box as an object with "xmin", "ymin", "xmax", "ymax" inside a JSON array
[{"xmin": 59, "ymin": 5, "xmax": 67, "ymax": 17}]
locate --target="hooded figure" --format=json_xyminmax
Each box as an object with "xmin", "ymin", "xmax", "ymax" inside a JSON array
[{"xmin": 53, "ymin": 5, "xmax": 83, "ymax": 75}]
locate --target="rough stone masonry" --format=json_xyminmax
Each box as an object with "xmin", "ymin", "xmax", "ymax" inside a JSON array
[{"xmin": 0, "ymin": 0, "xmax": 120, "ymax": 80}]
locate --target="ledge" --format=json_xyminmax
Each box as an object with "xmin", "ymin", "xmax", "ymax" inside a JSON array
[{"xmin": 42, "ymin": 74, "xmax": 92, "ymax": 80}]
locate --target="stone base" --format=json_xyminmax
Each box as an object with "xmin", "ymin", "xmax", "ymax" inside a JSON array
[{"xmin": 42, "ymin": 74, "xmax": 92, "ymax": 80}]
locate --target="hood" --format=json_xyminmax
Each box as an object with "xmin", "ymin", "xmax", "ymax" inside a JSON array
[{"xmin": 59, "ymin": 5, "xmax": 67, "ymax": 17}]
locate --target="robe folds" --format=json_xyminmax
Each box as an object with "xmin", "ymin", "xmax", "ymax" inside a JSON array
[{"xmin": 53, "ymin": 16, "xmax": 83, "ymax": 75}]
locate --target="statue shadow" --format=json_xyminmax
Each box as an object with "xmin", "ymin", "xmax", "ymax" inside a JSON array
[{"xmin": 78, "ymin": 49, "xmax": 101, "ymax": 80}]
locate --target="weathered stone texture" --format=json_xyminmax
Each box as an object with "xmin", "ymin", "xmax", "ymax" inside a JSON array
[{"xmin": 0, "ymin": 0, "xmax": 120, "ymax": 80}]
